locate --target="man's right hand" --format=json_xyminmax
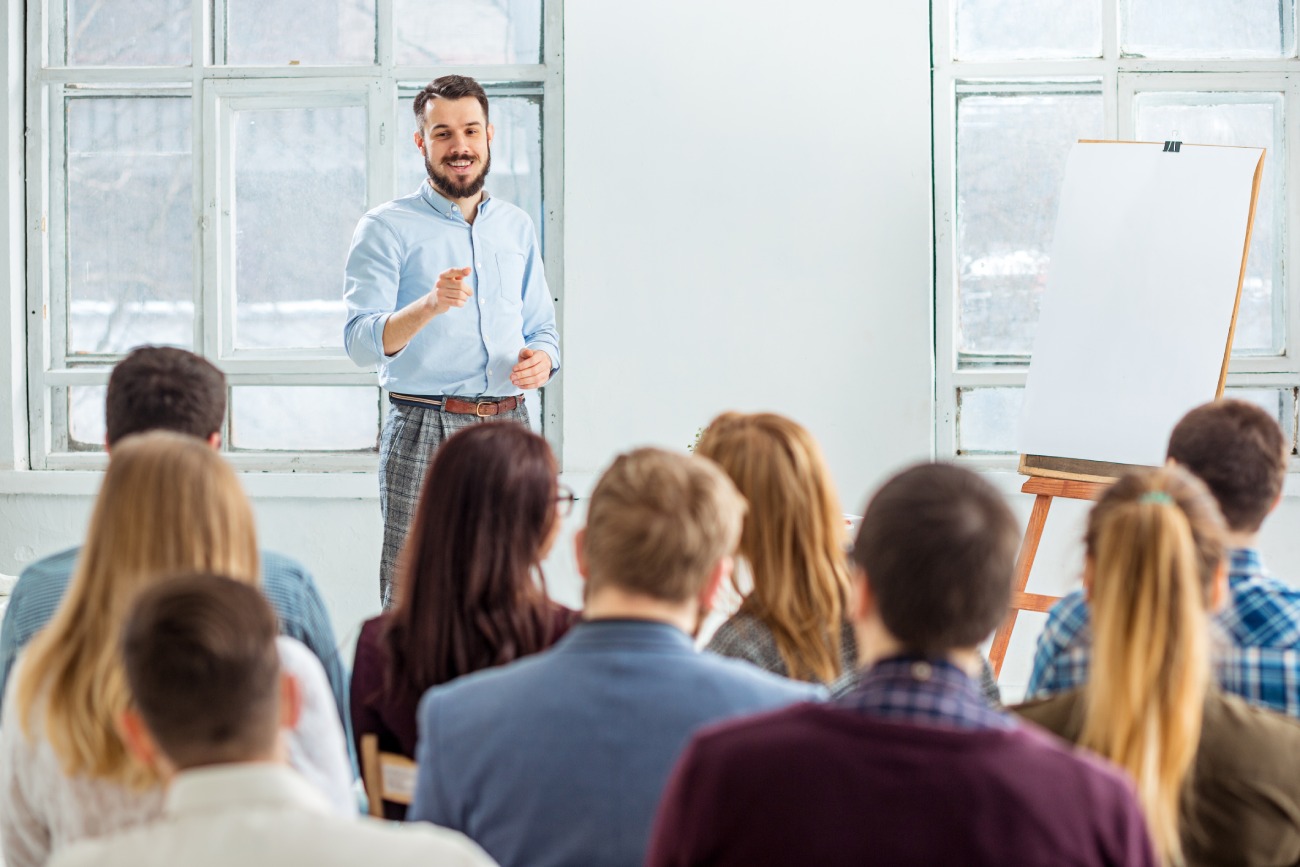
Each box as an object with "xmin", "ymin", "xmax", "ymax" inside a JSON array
[{"xmin": 430, "ymin": 267, "xmax": 473, "ymax": 315}]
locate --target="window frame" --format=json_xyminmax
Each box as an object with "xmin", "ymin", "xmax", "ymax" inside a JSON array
[
  {"xmin": 24, "ymin": 0, "xmax": 565, "ymax": 471},
  {"xmin": 934, "ymin": 0, "xmax": 1300, "ymax": 465}
]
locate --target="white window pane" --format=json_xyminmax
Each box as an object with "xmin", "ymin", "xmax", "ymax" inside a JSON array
[
  {"xmin": 69, "ymin": 385, "xmax": 107, "ymax": 450},
  {"xmin": 958, "ymin": 388, "xmax": 1024, "ymax": 454},
  {"xmin": 1122, "ymin": 0, "xmax": 1295, "ymax": 58},
  {"xmin": 64, "ymin": 0, "xmax": 190, "ymax": 66},
  {"xmin": 956, "ymin": 85, "xmax": 1104, "ymax": 358},
  {"xmin": 1230, "ymin": 387, "xmax": 1297, "ymax": 452},
  {"xmin": 393, "ymin": 0, "xmax": 541, "ymax": 65},
  {"xmin": 226, "ymin": 0, "xmax": 376, "ymax": 65},
  {"xmin": 234, "ymin": 106, "xmax": 366, "ymax": 350},
  {"xmin": 1135, "ymin": 94, "xmax": 1282, "ymax": 354},
  {"xmin": 230, "ymin": 387, "xmax": 379, "ymax": 451},
  {"xmin": 955, "ymin": 0, "xmax": 1102, "ymax": 60},
  {"xmin": 67, "ymin": 97, "xmax": 194, "ymax": 355},
  {"xmin": 399, "ymin": 92, "xmax": 543, "ymax": 243}
]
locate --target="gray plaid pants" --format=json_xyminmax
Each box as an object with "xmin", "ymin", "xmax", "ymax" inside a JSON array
[{"xmin": 377, "ymin": 399, "xmax": 530, "ymax": 606}]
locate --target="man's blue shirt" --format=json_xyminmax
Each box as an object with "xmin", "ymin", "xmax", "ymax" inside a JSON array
[
  {"xmin": 342, "ymin": 182, "xmax": 560, "ymax": 396},
  {"xmin": 1027, "ymin": 548, "xmax": 1300, "ymax": 717},
  {"xmin": 0, "ymin": 546, "xmax": 352, "ymax": 750}
]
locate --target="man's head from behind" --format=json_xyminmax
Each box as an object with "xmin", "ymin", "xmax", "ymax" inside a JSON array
[
  {"xmin": 851, "ymin": 463, "xmax": 1019, "ymax": 658},
  {"xmin": 120, "ymin": 574, "xmax": 296, "ymax": 773},
  {"xmin": 1166, "ymin": 399, "xmax": 1288, "ymax": 534},
  {"xmin": 579, "ymin": 448, "xmax": 746, "ymax": 614},
  {"xmin": 105, "ymin": 346, "xmax": 226, "ymax": 448}
]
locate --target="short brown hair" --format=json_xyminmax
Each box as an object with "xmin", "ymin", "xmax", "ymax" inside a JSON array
[
  {"xmin": 582, "ymin": 448, "xmax": 746, "ymax": 603},
  {"xmin": 851, "ymin": 463, "xmax": 1019, "ymax": 656},
  {"xmin": 1166, "ymin": 399, "xmax": 1287, "ymax": 533},
  {"xmin": 122, "ymin": 574, "xmax": 281, "ymax": 769},
  {"xmin": 105, "ymin": 347, "xmax": 226, "ymax": 447},
  {"xmin": 413, "ymin": 75, "xmax": 489, "ymax": 133}
]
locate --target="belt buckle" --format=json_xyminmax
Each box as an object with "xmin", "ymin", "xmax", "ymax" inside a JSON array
[{"xmin": 475, "ymin": 400, "xmax": 494, "ymax": 417}]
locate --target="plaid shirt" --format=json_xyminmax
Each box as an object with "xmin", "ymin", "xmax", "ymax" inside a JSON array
[
  {"xmin": 1027, "ymin": 548, "xmax": 1300, "ymax": 717},
  {"xmin": 840, "ymin": 656, "xmax": 1015, "ymax": 731}
]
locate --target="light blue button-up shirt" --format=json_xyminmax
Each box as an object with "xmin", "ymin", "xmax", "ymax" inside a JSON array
[{"xmin": 343, "ymin": 182, "xmax": 559, "ymax": 397}]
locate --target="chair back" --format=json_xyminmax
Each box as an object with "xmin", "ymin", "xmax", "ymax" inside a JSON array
[{"xmin": 360, "ymin": 733, "xmax": 418, "ymax": 817}]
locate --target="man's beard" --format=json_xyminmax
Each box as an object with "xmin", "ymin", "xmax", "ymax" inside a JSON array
[{"xmin": 426, "ymin": 148, "xmax": 491, "ymax": 200}]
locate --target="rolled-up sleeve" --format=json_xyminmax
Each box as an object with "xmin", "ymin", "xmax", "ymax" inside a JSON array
[
  {"xmin": 519, "ymin": 233, "xmax": 560, "ymax": 374},
  {"xmin": 343, "ymin": 215, "xmax": 404, "ymax": 368}
]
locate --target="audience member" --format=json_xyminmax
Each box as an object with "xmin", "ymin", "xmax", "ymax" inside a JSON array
[
  {"xmin": 407, "ymin": 448, "xmax": 820, "ymax": 867},
  {"xmin": 647, "ymin": 463, "xmax": 1155, "ymax": 867},
  {"xmin": 1028, "ymin": 399, "xmax": 1300, "ymax": 716},
  {"xmin": 0, "ymin": 346, "xmax": 349, "ymax": 736},
  {"xmin": 46, "ymin": 575, "xmax": 496, "ymax": 867},
  {"xmin": 696, "ymin": 411, "xmax": 1000, "ymax": 701},
  {"xmin": 1017, "ymin": 467, "xmax": 1300, "ymax": 866},
  {"xmin": 0, "ymin": 433, "xmax": 354, "ymax": 867},
  {"xmin": 350, "ymin": 422, "xmax": 577, "ymax": 817}
]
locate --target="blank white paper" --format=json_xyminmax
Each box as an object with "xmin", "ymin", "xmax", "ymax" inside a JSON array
[{"xmin": 1018, "ymin": 141, "xmax": 1264, "ymax": 467}]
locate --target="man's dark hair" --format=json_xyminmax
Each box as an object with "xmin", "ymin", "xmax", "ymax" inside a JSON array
[
  {"xmin": 105, "ymin": 347, "xmax": 226, "ymax": 447},
  {"xmin": 1166, "ymin": 399, "xmax": 1288, "ymax": 533},
  {"xmin": 122, "ymin": 574, "xmax": 281, "ymax": 769},
  {"xmin": 413, "ymin": 75, "xmax": 490, "ymax": 133},
  {"xmin": 851, "ymin": 463, "xmax": 1018, "ymax": 657}
]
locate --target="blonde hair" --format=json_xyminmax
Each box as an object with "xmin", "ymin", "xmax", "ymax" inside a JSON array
[
  {"xmin": 16, "ymin": 431, "xmax": 260, "ymax": 789},
  {"xmin": 1080, "ymin": 466, "xmax": 1224, "ymax": 866},
  {"xmin": 583, "ymin": 447, "xmax": 746, "ymax": 603},
  {"xmin": 695, "ymin": 412, "xmax": 851, "ymax": 685}
]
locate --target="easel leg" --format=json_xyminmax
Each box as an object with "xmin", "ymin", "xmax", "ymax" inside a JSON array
[{"xmin": 989, "ymin": 493, "xmax": 1053, "ymax": 677}]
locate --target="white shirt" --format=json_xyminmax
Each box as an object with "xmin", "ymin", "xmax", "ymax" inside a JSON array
[
  {"xmin": 46, "ymin": 763, "xmax": 495, "ymax": 867},
  {"xmin": 0, "ymin": 637, "xmax": 355, "ymax": 867}
]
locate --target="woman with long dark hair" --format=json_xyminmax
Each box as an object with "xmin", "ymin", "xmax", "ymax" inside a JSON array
[{"xmin": 350, "ymin": 422, "xmax": 577, "ymax": 814}]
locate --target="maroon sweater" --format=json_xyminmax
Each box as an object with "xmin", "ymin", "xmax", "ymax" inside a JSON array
[
  {"xmin": 350, "ymin": 604, "xmax": 578, "ymax": 818},
  {"xmin": 647, "ymin": 704, "xmax": 1155, "ymax": 867}
]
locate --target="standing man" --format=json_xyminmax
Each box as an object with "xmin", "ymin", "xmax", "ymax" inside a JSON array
[{"xmin": 343, "ymin": 75, "xmax": 559, "ymax": 605}]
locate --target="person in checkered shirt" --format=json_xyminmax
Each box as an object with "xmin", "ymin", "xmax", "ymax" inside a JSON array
[{"xmin": 1028, "ymin": 399, "xmax": 1300, "ymax": 716}]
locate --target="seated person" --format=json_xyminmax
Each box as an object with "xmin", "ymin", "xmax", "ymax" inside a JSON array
[
  {"xmin": 1017, "ymin": 467, "xmax": 1300, "ymax": 867},
  {"xmin": 697, "ymin": 411, "xmax": 1000, "ymax": 702},
  {"xmin": 0, "ymin": 433, "xmax": 353, "ymax": 867},
  {"xmin": 647, "ymin": 463, "xmax": 1155, "ymax": 867},
  {"xmin": 351, "ymin": 423, "xmax": 577, "ymax": 817},
  {"xmin": 1029, "ymin": 399, "xmax": 1300, "ymax": 716},
  {"xmin": 407, "ymin": 447, "xmax": 821, "ymax": 867},
  {"xmin": 48, "ymin": 574, "xmax": 495, "ymax": 867},
  {"xmin": 0, "ymin": 346, "xmax": 348, "ymax": 734}
]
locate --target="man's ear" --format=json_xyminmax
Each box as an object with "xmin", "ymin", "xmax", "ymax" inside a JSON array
[
  {"xmin": 279, "ymin": 672, "xmax": 303, "ymax": 731},
  {"xmin": 573, "ymin": 527, "xmax": 589, "ymax": 582},
  {"xmin": 207, "ymin": 431, "xmax": 222, "ymax": 450},
  {"xmin": 486, "ymin": 122, "xmax": 495, "ymax": 145},
  {"xmin": 413, "ymin": 129, "xmax": 425, "ymax": 152},
  {"xmin": 699, "ymin": 556, "xmax": 731, "ymax": 614},
  {"xmin": 1208, "ymin": 558, "xmax": 1230, "ymax": 613},
  {"xmin": 117, "ymin": 708, "xmax": 161, "ymax": 769},
  {"xmin": 850, "ymin": 566, "xmax": 873, "ymax": 622}
]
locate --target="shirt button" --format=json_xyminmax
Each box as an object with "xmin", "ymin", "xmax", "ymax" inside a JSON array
[{"xmin": 477, "ymin": 261, "xmax": 484, "ymax": 268}]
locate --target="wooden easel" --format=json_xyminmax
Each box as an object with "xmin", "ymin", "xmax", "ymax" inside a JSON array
[{"xmin": 988, "ymin": 140, "xmax": 1265, "ymax": 677}]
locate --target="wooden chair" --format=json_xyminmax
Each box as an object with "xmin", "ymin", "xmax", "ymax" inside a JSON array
[{"xmin": 360, "ymin": 733, "xmax": 418, "ymax": 818}]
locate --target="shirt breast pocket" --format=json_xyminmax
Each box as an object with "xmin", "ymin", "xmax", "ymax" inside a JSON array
[{"xmin": 494, "ymin": 252, "xmax": 526, "ymax": 307}]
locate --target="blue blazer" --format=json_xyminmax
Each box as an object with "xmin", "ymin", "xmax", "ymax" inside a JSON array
[{"xmin": 408, "ymin": 618, "xmax": 823, "ymax": 867}]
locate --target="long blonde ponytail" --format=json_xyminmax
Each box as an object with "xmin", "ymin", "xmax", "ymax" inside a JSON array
[{"xmin": 1079, "ymin": 467, "xmax": 1224, "ymax": 865}]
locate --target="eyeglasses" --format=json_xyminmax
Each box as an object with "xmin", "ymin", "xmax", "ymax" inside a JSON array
[{"xmin": 556, "ymin": 484, "xmax": 576, "ymax": 517}]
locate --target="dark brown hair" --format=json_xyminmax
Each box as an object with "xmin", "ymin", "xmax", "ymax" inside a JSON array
[
  {"xmin": 413, "ymin": 75, "xmax": 489, "ymax": 133},
  {"xmin": 105, "ymin": 346, "xmax": 226, "ymax": 447},
  {"xmin": 1166, "ymin": 399, "xmax": 1287, "ymax": 533},
  {"xmin": 851, "ymin": 463, "xmax": 1019, "ymax": 656},
  {"xmin": 122, "ymin": 574, "xmax": 280, "ymax": 769},
  {"xmin": 583, "ymin": 448, "xmax": 746, "ymax": 603},
  {"xmin": 384, "ymin": 422, "xmax": 557, "ymax": 704}
]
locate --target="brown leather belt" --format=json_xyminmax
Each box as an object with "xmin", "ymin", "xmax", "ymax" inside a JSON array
[{"xmin": 389, "ymin": 392, "xmax": 524, "ymax": 417}]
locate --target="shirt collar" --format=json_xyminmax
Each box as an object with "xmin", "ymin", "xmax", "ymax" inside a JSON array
[
  {"xmin": 165, "ymin": 763, "xmax": 330, "ymax": 818},
  {"xmin": 839, "ymin": 654, "xmax": 1014, "ymax": 731},
  {"xmin": 1228, "ymin": 547, "xmax": 1265, "ymax": 578},
  {"xmin": 419, "ymin": 180, "xmax": 490, "ymax": 221}
]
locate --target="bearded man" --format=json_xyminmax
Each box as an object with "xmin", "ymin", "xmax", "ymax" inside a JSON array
[{"xmin": 343, "ymin": 75, "xmax": 560, "ymax": 605}]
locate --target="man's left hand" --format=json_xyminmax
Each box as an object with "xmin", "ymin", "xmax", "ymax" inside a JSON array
[{"xmin": 511, "ymin": 348, "xmax": 552, "ymax": 390}]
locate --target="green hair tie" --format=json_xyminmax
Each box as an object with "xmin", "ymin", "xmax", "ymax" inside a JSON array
[{"xmin": 1139, "ymin": 491, "xmax": 1174, "ymax": 505}]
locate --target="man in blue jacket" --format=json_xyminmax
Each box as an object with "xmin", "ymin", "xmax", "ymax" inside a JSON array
[{"xmin": 408, "ymin": 447, "xmax": 821, "ymax": 867}]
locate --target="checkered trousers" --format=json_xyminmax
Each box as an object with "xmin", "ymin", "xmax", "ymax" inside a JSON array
[{"xmin": 377, "ymin": 399, "xmax": 529, "ymax": 607}]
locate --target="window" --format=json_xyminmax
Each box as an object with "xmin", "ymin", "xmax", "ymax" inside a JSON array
[
  {"xmin": 26, "ymin": 0, "xmax": 562, "ymax": 470},
  {"xmin": 935, "ymin": 0, "xmax": 1300, "ymax": 460}
]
